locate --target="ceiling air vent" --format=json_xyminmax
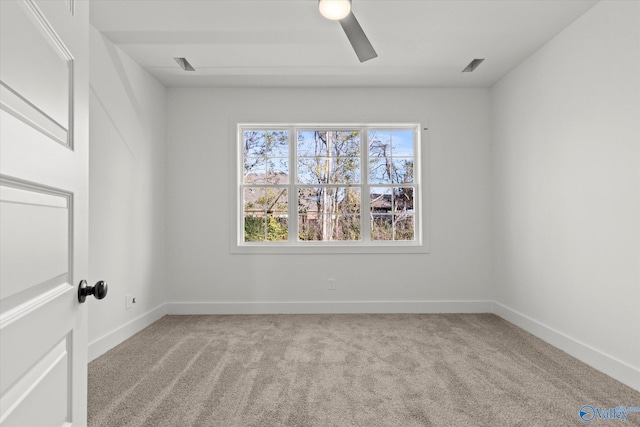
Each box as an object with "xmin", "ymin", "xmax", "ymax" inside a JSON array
[
  {"xmin": 174, "ymin": 57, "xmax": 195, "ymax": 71},
  {"xmin": 462, "ymin": 58, "xmax": 484, "ymax": 73}
]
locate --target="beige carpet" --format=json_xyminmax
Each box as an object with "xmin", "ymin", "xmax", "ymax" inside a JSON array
[{"xmin": 88, "ymin": 314, "xmax": 640, "ymax": 426}]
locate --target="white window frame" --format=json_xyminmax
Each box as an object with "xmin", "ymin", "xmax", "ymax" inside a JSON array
[{"xmin": 231, "ymin": 123, "xmax": 428, "ymax": 254}]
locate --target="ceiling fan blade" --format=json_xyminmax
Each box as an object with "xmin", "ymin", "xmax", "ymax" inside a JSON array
[{"xmin": 339, "ymin": 12, "xmax": 377, "ymax": 63}]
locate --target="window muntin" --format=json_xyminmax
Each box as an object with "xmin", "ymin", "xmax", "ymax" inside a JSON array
[{"xmin": 239, "ymin": 124, "xmax": 421, "ymax": 247}]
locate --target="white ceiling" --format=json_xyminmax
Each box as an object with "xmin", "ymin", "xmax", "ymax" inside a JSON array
[{"xmin": 90, "ymin": 0, "xmax": 599, "ymax": 88}]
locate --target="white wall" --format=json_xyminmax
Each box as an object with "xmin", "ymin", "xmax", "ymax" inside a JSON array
[
  {"xmin": 492, "ymin": 0, "xmax": 640, "ymax": 390},
  {"xmin": 88, "ymin": 27, "xmax": 167, "ymax": 360},
  {"xmin": 165, "ymin": 88, "xmax": 493, "ymax": 313}
]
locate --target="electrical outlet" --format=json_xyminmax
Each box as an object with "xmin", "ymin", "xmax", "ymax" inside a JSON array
[
  {"xmin": 328, "ymin": 278, "xmax": 336, "ymax": 290},
  {"xmin": 126, "ymin": 295, "xmax": 136, "ymax": 309}
]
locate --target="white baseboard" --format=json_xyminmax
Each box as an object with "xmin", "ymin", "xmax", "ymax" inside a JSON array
[
  {"xmin": 166, "ymin": 300, "xmax": 494, "ymax": 315},
  {"xmin": 493, "ymin": 302, "xmax": 640, "ymax": 392},
  {"xmin": 88, "ymin": 303, "xmax": 167, "ymax": 362}
]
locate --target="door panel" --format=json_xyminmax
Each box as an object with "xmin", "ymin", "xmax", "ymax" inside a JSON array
[
  {"xmin": 0, "ymin": 0, "xmax": 89, "ymax": 425},
  {"xmin": 0, "ymin": 336, "xmax": 70, "ymax": 426},
  {"xmin": 0, "ymin": 294, "xmax": 74, "ymax": 399},
  {"xmin": 0, "ymin": 185, "xmax": 69, "ymax": 299},
  {"xmin": 0, "ymin": 0, "xmax": 72, "ymax": 147}
]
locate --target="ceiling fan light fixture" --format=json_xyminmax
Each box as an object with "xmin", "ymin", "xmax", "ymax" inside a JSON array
[{"xmin": 319, "ymin": 0, "xmax": 351, "ymax": 21}]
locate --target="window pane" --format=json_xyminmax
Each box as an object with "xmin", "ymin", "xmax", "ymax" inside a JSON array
[
  {"xmin": 331, "ymin": 157, "xmax": 360, "ymax": 184},
  {"xmin": 244, "ymin": 216, "xmax": 266, "ymax": 242},
  {"xmin": 334, "ymin": 187, "xmax": 361, "ymax": 214},
  {"xmin": 369, "ymin": 158, "xmax": 392, "ymax": 184},
  {"xmin": 297, "ymin": 158, "xmax": 329, "ymax": 184},
  {"xmin": 394, "ymin": 215, "xmax": 414, "ymax": 241},
  {"xmin": 265, "ymin": 188, "xmax": 288, "ymax": 213},
  {"xmin": 266, "ymin": 215, "xmax": 288, "ymax": 241},
  {"xmin": 297, "ymin": 131, "xmax": 328, "ymax": 157},
  {"xmin": 393, "ymin": 187, "xmax": 414, "ymax": 212},
  {"xmin": 391, "ymin": 130, "xmax": 414, "ymax": 156},
  {"xmin": 266, "ymin": 132, "xmax": 289, "ymax": 157},
  {"xmin": 371, "ymin": 215, "xmax": 393, "ymax": 241},
  {"xmin": 266, "ymin": 158, "xmax": 289, "ymax": 184},
  {"xmin": 369, "ymin": 158, "xmax": 414, "ymax": 184},
  {"xmin": 298, "ymin": 187, "xmax": 326, "ymax": 215},
  {"xmin": 243, "ymin": 130, "xmax": 289, "ymax": 157},
  {"xmin": 370, "ymin": 187, "xmax": 392, "ymax": 213},
  {"xmin": 332, "ymin": 215, "xmax": 361, "ymax": 241},
  {"xmin": 244, "ymin": 187, "xmax": 265, "ymax": 214},
  {"xmin": 392, "ymin": 159, "xmax": 414, "ymax": 183},
  {"xmin": 330, "ymin": 131, "xmax": 360, "ymax": 157},
  {"xmin": 245, "ymin": 130, "xmax": 287, "ymax": 155},
  {"xmin": 244, "ymin": 157, "xmax": 266, "ymax": 184},
  {"xmin": 369, "ymin": 130, "xmax": 391, "ymax": 158},
  {"xmin": 243, "ymin": 131, "xmax": 267, "ymax": 157},
  {"xmin": 298, "ymin": 215, "xmax": 324, "ymax": 241}
]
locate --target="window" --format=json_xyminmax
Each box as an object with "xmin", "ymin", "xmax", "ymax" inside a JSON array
[{"xmin": 236, "ymin": 124, "xmax": 424, "ymax": 253}]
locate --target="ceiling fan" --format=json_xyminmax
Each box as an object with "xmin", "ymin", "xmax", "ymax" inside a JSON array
[{"xmin": 318, "ymin": 0, "xmax": 378, "ymax": 62}]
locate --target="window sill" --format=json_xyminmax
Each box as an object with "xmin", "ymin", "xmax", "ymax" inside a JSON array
[{"xmin": 231, "ymin": 242, "xmax": 429, "ymax": 255}]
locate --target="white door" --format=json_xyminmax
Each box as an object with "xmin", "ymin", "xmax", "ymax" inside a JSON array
[{"xmin": 0, "ymin": 0, "xmax": 90, "ymax": 425}]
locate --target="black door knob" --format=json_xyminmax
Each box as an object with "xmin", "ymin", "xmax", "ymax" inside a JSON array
[{"xmin": 78, "ymin": 280, "xmax": 108, "ymax": 303}]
